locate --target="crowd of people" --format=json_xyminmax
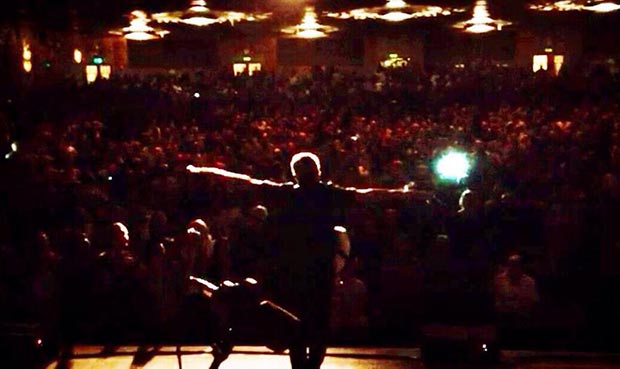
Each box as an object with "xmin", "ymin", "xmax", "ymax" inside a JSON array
[{"xmin": 1, "ymin": 59, "xmax": 620, "ymax": 350}]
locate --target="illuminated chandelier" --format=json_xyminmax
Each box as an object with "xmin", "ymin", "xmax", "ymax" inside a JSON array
[
  {"xmin": 221, "ymin": 10, "xmax": 272, "ymax": 25},
  {"xmin": 453, "ymin": 0, "xmax": 511, "ymax": 33},
  {"xmin": 152, "ymin": 0, "xmax": 271, "ymax": 26},
  {"xmin": 325, "ymin": 0, "xmax": 460, "ymax": 22},
  {"xmin": 153, "ymin": 0, "xmax": 224, "ymax": 26},
  {"xmin": 529, "ymin": 0, "xmax": 620, "ymax": 12},
  {"xmin": 281, "ymin": 7, "xmax": 337, "ymax": 39},
  {"xmin": 110, "ymin": 10, "xmax": 170, "ymax": 41}
]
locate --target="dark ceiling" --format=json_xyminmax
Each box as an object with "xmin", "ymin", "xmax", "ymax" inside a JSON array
[{"xmin": 1, "ymin": 0, "xmax": 617, "ymax": 34}]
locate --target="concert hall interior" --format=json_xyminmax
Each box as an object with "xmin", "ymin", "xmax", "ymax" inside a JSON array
[{"xmin": 1, "ymin": 0, "xmax": 620, "ymax": 368}]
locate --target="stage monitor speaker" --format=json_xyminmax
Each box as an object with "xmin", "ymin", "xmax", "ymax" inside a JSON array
[{"xmin": 0, "ymin": 322, "xmax": 55, "ymax": 369}]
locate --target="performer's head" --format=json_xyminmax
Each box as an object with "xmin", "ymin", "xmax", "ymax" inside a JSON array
[{"xmin": 290, "ymin": 152, "xmax": 321, "ymax": 187}]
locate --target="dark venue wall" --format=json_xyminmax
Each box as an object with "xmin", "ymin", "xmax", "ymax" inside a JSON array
[
  {"xmin": 277, "ymin": 35, "xmax": 365, "ymax": 68},
  {"xmin": 128, "ymin": 37, "xmax": 221, "ymax": 69}
]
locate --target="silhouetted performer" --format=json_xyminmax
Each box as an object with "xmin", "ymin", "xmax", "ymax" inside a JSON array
[{"xmin": 187, "ymin": 152, "xmax": 423, "ymax": 369}]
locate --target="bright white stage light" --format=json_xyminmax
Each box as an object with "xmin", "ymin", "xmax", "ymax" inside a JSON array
[{"xmin": 434, "ymin": 150, "xmax": 472, "ymax": 183}]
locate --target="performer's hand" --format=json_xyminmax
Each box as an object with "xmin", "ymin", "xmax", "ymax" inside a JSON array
[{"xmin": 186, "ymin": 164, "xmax": 217, "ymax": 173}]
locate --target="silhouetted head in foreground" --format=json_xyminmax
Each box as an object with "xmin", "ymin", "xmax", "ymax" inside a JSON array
[
  {"xmin": 507, "ymin": 252, "xmax": 524, "ymax": 282},
  {"xmin": 290, "ymin": 152, "xmax": 321, "ymax": 187}
]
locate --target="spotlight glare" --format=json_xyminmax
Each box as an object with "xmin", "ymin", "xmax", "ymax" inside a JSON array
[{"xmin": 434, "ymin": 150, "xmax": 471, "ymax": 183}]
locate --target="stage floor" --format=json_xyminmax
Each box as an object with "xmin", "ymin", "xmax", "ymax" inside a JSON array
[
  {"xmin": 46, "ymin": 346, "xmax": 420, "ymax": 369},
  {"xmin": 43, "ymin": 345, "xmax": 620, "ymax": 369}
]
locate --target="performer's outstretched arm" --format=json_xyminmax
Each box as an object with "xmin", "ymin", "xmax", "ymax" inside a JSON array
[
  {"xmin": 186, "ymin": 165, "xmax": 292, "ymax": 187},
  {"xmin": 334, "ymin": 180, "xmax": 433, "ymax": 200},
  {"xmin": 341, "ymin": 182, "xmax": 416, "ymax": 194},
  {"xmin": 187, "ymin": 164, "xmax": 432, "ymax": 200}
]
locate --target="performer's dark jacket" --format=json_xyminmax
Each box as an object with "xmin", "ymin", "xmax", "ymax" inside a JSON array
[{"xmin": 264, "ymin": 182, "xmax": 355, "ymax": 342}]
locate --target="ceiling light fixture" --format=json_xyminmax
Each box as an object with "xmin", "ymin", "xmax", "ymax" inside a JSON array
[
  {"xmin": 583, "ymin": 1, "xmax": 620, "ymax": 11},
  {"xmin": 281, "ymin": 7, "xmax": 337, "ymax": 39},
  {"xmin": 453, "ymin": 0, "xmax": 511, "ymax": 33},
  {"xmin": 153, "ymin": 0, "xmax": 271, "ymax": 27},
  {"xmin": 110, "ymin": 10, "xmax": 170, "ymax": 41},
  {"xmin": 529, "ymin": 0, "xmax": 620, "ymax": 12},
  {"xmin": 325, "ymin": 0, "xmax": 460, "ymax": 22}
]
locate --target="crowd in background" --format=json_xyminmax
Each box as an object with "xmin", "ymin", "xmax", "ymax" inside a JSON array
[{"xmin": 1, "ymin": 60, "xmax": 620, "ymax": 350}]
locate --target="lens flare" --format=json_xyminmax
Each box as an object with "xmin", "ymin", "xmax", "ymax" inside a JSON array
[{"xmin": 434, "ymin": 150, "xmax": 471, "ymax": 183}]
